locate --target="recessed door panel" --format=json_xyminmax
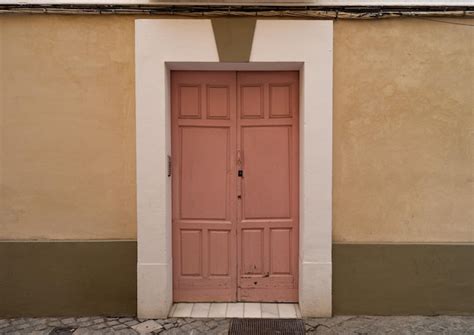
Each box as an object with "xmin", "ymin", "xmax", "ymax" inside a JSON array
[
  {"xmin": 209, "ymin": 230, "xmax": 231, "ymax": 276},
  {"xmin": 172, "ymin": 71, "xmax": 299, "ymax": 303},
  {"xmin": 241, "ymin": 229, "xmax": 265, "ymax": 275},
  {"xmin": 180, "ymin": 126, "xmax": 229, "ymax": 220},
  {"xmin": 270, "ymin": 229, "xmax": 292, "ymax": 275},
  {"xmin": 207, "ymin": 86, "xmax": 230, "ymax": 119},
  {"xmin": 241, "ymin": 126, "xmax": 291, "ymax": 219},
  {"xmin": 180, "ymin": 230, "xmax": 202, "ymax": 276},
  {"xmin": 269, "ymin": 84, "xmax": 292, "ymax": 118},
  {"xmin": 240, "ymin": 86, "xmax": 264, "ymax": 118},
  {"xmin": 178, "ymin": 85, "xmax": 201, "ymax": 119}
]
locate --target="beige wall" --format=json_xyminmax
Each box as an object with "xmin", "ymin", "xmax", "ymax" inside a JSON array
[
  {"xmin": 0, "ymin": 16, "xmax": 472, "ymax": 241},
  {"xmin": 333, "ymin": 18, "xmax": 473, "ymax": 242},
  {"xmin": 0, "ymin": 16, "xmax": 136, "ymax": 239}
]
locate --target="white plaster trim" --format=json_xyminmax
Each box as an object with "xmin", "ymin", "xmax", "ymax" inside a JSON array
[
  {"xmin": 136, "ymin": 19, "xmax": 333, "ymax": 318},
  {"xmin": 135, "ymin": 19, "xmax": 218, "ymax": 318},
  {"xmin": 251, "ymin": 20, "xmax": 333, "ymax": 317}
]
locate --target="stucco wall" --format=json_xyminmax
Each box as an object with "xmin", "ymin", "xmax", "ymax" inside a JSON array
[
  {"xmin": 0, "ymin": 16, "xmax": 472, "ymax": 241},
  {"xmin": 333, "ymin": 18, "xmax": 473, "ymax": 242},
  {"xmin": 0, "ymin": 16, "xmax": 136, "ymax": 239}
]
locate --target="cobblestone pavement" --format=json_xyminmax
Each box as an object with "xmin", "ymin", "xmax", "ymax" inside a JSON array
[{"xmin": 0, "ymin": 315, "xmax": 473, "ymax": 334}]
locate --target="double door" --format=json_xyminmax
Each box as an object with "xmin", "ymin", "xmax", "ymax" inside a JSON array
[{"xmin": 171, "ymin": 71, "xmax": 299, "ymax": 302}]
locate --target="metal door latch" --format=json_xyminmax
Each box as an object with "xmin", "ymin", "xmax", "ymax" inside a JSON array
[{"xmin": 168, "ymin": 155, "xmax": 172, "ymax": 177}]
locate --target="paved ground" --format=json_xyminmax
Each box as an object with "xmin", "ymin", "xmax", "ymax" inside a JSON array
[{"xmin": 0, "ymin": 315, "xmax": 473, "ymax": 334}]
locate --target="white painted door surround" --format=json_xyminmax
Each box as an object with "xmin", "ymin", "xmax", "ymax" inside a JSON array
[{"xmin": 135, "ymin": 19, "xmax": 333, "ymax": 318}]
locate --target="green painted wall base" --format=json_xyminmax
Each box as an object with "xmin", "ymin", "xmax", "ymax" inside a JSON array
[
  {"xmin": 1, "ymin": 241, "xmax": 473, "ymax": 316},
  {"xmin": 0, "ymin": 241, "xmax": 137, "ymax": 317},
  {"xmin": 333, "ymin": 243, "xmax": 474, "ymax": 315}
]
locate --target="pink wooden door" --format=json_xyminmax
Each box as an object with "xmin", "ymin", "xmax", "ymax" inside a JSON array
[
  {"xmin": 172, "ymin": 71, "xmax": 237, "ymax": 301},
  {"xmin": 172, "ymin": 71, "xmax": 299, "ymax": 302},
  {"xmin": 236, "ymin": 72, "xmax": 299, "ymax": 302}
]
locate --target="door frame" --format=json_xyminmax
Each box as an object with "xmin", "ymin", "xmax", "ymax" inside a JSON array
[{"xmin": 136, "ymin": 19, "xmax": 333, "ymax": 318}]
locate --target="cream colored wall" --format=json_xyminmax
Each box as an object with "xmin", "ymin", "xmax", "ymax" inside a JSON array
[
  {"xmin": 0, "ymin": 15, "xmax": 472, "ymax": 241},
  {"xmin": 333, "ymin": 18, "xmax": 473, "ymax": 242},
  {"xmin": 0, "ymin": 16, "xmax": 137, "ymax": 239}
]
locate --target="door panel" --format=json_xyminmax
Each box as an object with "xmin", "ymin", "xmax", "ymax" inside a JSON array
[
  {"xmin": 237, "ymin": 72, "xmax": 299, "ymax": 302},
  {"xmin": 241, "ymin": 126, "xmax": 292, "ymax": 219},
  {"xmin": 172, "ymin": 71, "xmax": 237, "ymax": 301},
  {"xmin": 180, "ymin": 230, "xmax": 202, "ymax": 276},
  {"xmin": 270, "ymin": 228, "xmax": 292, "ymax": 275},
  {"xmin": 172, "ymin": 71, "xmax": 298, "ymax": 302},
  {"xmin": 180, "ymin": 126, "xmax": 229, "ymax": 220},
  {"xmin": 208, "ymin": 230, "xmax": 231, "ymax": 276},
  {"xmin": 241, "ymin": 229, "xmax": 265, "ymax": 275},
  {"xmin": 240, "ymin": 85, "xmax": 264, "ymax": 118}
]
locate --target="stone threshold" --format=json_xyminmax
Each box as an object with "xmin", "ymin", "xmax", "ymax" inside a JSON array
[{"xmin": 169, "ymin": 303, "xmax": 301, "ymax": 319}]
